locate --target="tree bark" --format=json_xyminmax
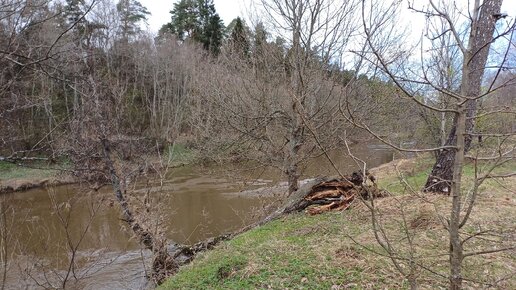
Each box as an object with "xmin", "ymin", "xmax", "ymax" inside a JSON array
[
  {"xmin": 286, "ymin": 122, "xmax": 302, "ymax": 195},
  {"xmin": 285, "ymin": 1, "xmax": 305, "ymax": 196},
  {"xmin": 449, "ymin": 106, "xmax": 465, "ymax": 290},
  {"xmin": 424, "ymin": 0, "xmax": 503, "ymax": 193}
]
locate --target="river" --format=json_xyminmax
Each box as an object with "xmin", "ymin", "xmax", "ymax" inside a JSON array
[{"xmin": 0, "ymin": 145, "xmax": 393, "ymax": 289}]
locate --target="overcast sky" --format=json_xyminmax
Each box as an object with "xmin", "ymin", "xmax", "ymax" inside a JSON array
[{"xmin": 140, "ymin": 0, "xmax": 515, "ymax": 35}]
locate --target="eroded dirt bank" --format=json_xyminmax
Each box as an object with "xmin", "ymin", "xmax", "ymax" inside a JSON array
[{"xmin": 0, "ymin": 176, "xmax": 75, "ymax": 194}]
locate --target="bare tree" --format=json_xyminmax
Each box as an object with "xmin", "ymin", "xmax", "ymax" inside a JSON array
[
  {"xmin": 0, "ymin": 201, "xmax": 17, "ymax": 290},
  {"xmin": 339, "ymin": 1, "xmax": 516, "ymax": 289},
  {"xmin": 206, "ymin": 0, "xmax": 360, "ymax": 195},
  {"xmin": 0, "ymin": 0, "xmax": 180, "ymax": 285},
  {"xmin": 423, "ymin": 0, "xmax": 510, "ymax": 193}
]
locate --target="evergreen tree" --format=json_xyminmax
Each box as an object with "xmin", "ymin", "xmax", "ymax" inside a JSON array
[
  {"xmin": 64, "ymin": 0, "xmax": 86, "ymax": 24},
  {"xmin": 63, "ymin": 0, "xmax": 106, "ymax": 48},
  {"xmin": 205, "ymin": 13, "xmax": 223, "ymax": 55},
  {"xmin": 228, "ymin": 17, "xmax": 249, "ymax": 57},
  {"xmin": 250, "ymin": 22, "xmax": 270, "ymax": 77},
  {"xmin": 253, "ymin": 22, "xmax": 268, "ymax": 53},
  {"xmin": 160, "ymin": 0, "xmax": 197, "ymax": 40},
  {"xmin": 116, "ymin": 0, "xmax": 150, "ymax": 40},
  {"xmin": 160, "ymin": 0, "xmax": 224, "ymax": 55},
  {"xmin": 64, "ymin": 0, "xmax": 88, "ymax": 35},
  {"xmin": 252, "ymin": 23, "xmax": 268, "ymax": 59}
]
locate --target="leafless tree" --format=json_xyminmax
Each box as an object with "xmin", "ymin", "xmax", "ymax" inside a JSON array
[
  {"xmin": 339, "ymin": 0, "xmax": 516, "ymax": 289},
  {"xmin": 0, "ymin": 200, "xmax": 17, "ymax": 290},
  {"xmin": 1, "ymin": 0, "xmax": 180, "ymax": 285},
  {"xmin": 206, "ymin": 0, "xmax": 361, "ymax": 196},
  {"xmin": 422, "ymin": 0, "xmax": 512, "ymax": 194}
]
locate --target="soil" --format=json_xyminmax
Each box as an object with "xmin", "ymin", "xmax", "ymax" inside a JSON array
[{"xmin": 0, "ymin": 176, "xmax": 75, "ymax": 194}]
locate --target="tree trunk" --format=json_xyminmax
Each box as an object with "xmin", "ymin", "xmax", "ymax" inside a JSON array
[
  {"xmin": 285, "ymin": 2, "xmax": 304, "ymax": 196},
  {"xmin": 101, "ymin": 138, "xmax": 154, "ymax": 248},
  {"xmin": 424, "ymin": 0, "xmax": 503, "ymax": 194},
  {"xmin": 100, "ymin": 138, "xmax": 177, "ymax": 284},
  {"xmin": 425, "ymin": 115, "xmax": 458, "ymax": 193},
  {"xmin": 449, "ymin": 106, "xmax": 465, "ymax": 290},
  {"xmin": 286, "ymin": 121, "xmax": 302, "ymax": 195},
  {"xmin": 287, "ymin": 161, "xmax": 300, "ymax": 195}
]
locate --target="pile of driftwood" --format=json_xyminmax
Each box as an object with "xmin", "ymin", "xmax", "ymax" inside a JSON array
[
  {"xmin": 303, "ymin": 171, "xmax": 384, "ymax": 215},
  {"xmin": 276, "ymin": 171, "xmax": 385, "ymax": 217}
]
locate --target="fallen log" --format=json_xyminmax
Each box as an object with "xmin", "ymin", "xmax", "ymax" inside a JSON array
[
  {"xmin": 235, "ymin": 171, "xmax": 385, "ymax": 233},
  {"xmin": 283, "ymin": 171, "xmax": 384, "ymax": 216},
  {"xmin": 169, "ymin": 234, "xmax": 232, "ymax": 266}
]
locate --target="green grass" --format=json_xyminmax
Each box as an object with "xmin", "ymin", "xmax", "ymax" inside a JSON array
[
  {"xmin": 378, "ymin": 156, "xmax": 516, "ymax": 194},
  {"xmin": 0, "ymin": 161, "xmax": 57, "ymax": 180},
  {"xmin": 161, "ymin": 209, "xmax": 438, "ymax": 289},
  {"xmin": 161, "ymin": 213, "xmax": 376, "ymax": 290},
  {"xmin": 165, "ymin": 143, "xmax": 198, "ymax": 165},
  {"xmin": 377, "ymin": 157, "xmax": 433, "ymax": 193},
  {"xmin": 160, "ymin": 156, "xmax": 515, "ymax": 289}
]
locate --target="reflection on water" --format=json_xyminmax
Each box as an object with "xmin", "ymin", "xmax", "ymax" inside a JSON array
[{"xmin": 0, "ymin": 145, "xmax": 393, "ymax": 289}]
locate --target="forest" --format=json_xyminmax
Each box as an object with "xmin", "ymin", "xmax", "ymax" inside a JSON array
[{"xmin": 0, "ymin": 0, "xmax": 515, "ymax": 289}]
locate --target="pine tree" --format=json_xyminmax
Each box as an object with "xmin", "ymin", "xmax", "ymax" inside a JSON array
[
  {"xmin": 64, "ymin": 0, "xmax": 88, "ymax": 36},
  {"xmin": 116, "ymin": 0, "xmax": 150, "ymax": 41},
  {"xmin": 63, "ymin": 0, "xmax": 106, "ymax": 48},
  {"xmin": 252, "ymin": 22, "xmax": 268, "ymax": 69},
  {"xmin": 253, "ymin": 22, "xmax": 268, "ymax": 53},
  {"xmin": 64, "ymin": 0, "xmax": 86, "ymax": 24},
  {"xmin": 205, "ymin": 13, "xmax": 223, "ymax": 55},
  {"xmin": 161, "ymin": 0, "xmax": 224, "ymax": 55},
  {"xmin": 229, "ymin": 17, "xmax": 249, "ymax": 57},
  {"xmin": 160, "ymin": 0, "xmax": 198, "ymax": 40}
]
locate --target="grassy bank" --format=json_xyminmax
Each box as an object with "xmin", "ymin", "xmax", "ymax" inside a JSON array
[
  {"xmin": 0, "ymin": 161, "xmax": 58, "ymax": 180},
  {"xmin": 160, "ymin": 156, "xmax": 515, "ymax": 289},
  {"xmin": 165, "ymin": 143, "xmax": 199, "ymax": 166},
  {"xmin": 0, "ymin": 142, "xmax": 199, "ymax": 193},
  {"xmin": 0, "ymin": 160, "xmax": 72, "ymax": 193}
]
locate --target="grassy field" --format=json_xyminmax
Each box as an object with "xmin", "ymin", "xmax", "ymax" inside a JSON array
[{"xmin": 160, "ymin": 156, "xmax": 515, "ymax": 289}]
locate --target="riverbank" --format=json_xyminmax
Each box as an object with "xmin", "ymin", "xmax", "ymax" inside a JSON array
[
  {"xmin": 0, "ymin": 161, "xmax": 73, "ymax": 193},
  {"xmin": 0, "ymin": 143, "xmax": 200, "ymax": 194},
  {"xmin": 160, "ymin": 156, "xmax": 515, "ymax": 289},
  {"xmin": 0, "ymin": 175, "xmax": 76, "ymax": 194}
]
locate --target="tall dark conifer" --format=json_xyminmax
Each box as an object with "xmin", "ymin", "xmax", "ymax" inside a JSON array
[
  {"xmin": 160, "ymin": 0, "xmax": 224, "ymax": 55},
  {"xmin": 229, "ymin": 17, "xmax": 249, "ymax": 57},
  {"xmin": 117, "ymin": 0, "xmax": 150, "ymax": 41},
  {"xmin": 64, "ymin": 0, "xmax": 89, "ymax": 38}
]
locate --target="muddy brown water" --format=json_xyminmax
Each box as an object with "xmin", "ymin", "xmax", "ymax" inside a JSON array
[{"xmin": 0, "ymin": 145, "xmax": 393, "ymax": 289}]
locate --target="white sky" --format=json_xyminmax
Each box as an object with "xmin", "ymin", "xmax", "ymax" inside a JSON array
[{"xmin": 140, "ymin": 0, "xmax": 516, "ymax": 34}]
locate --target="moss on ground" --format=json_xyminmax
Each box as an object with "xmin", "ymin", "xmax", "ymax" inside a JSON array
[{"xmin": 160, "ymin": 156, "xmax": 516, "ymax": 290}]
